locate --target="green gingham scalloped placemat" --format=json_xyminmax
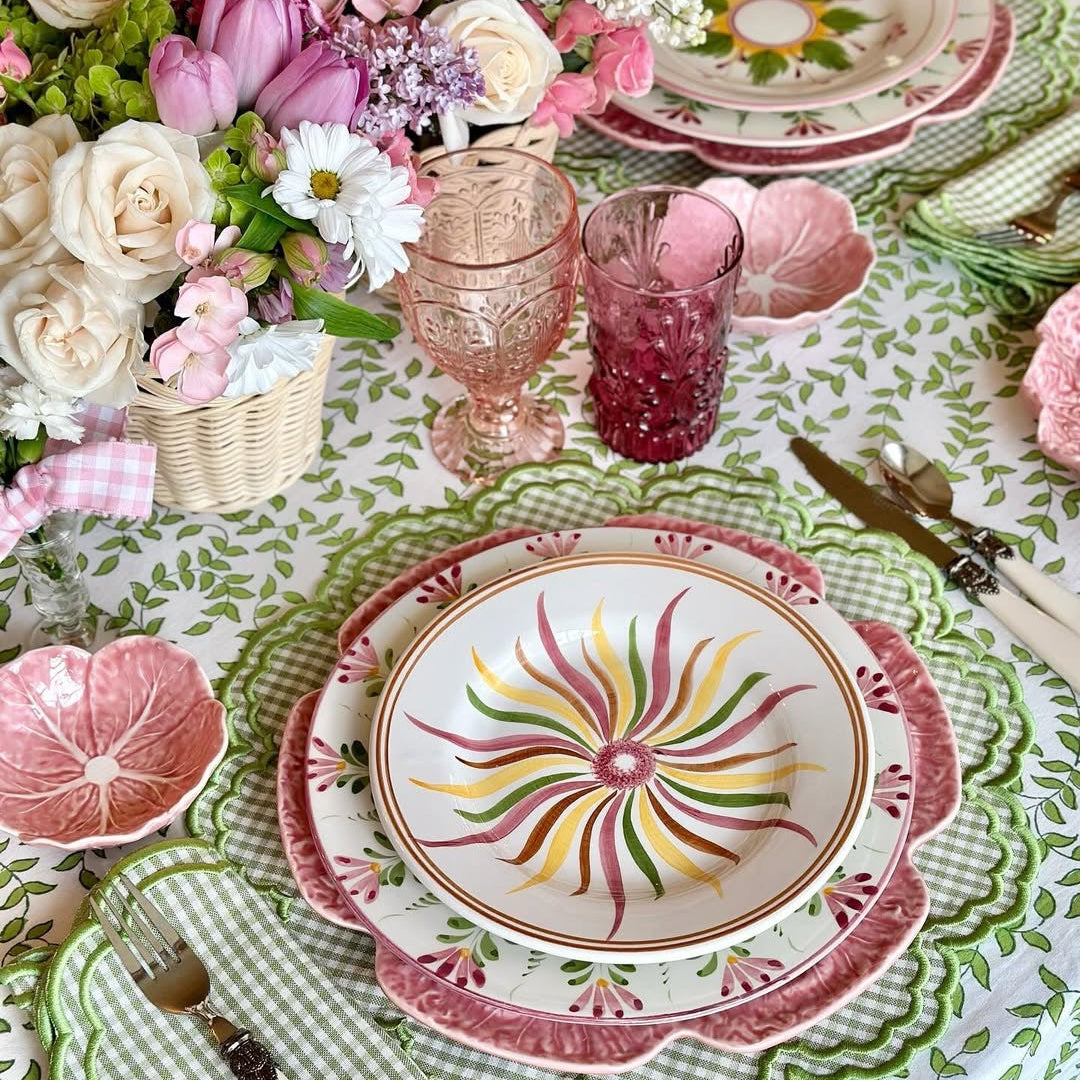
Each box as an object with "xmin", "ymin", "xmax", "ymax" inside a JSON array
[{"xmin": 145, "ymin": 460, "xmax": 1034, "ymax": 1080}]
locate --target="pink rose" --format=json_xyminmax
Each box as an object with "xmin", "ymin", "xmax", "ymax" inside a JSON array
[
  {"xmin": 351, "ymin": 0, "xmax": 420, "ymax": 21},
  {"xmin": 378, "ymin": 130, "xmax": 438, "ymax": 208},
  {"xmin": 0, "ymin": 30, "xmax": 31, "ymax": 82},
  {"xmin": 175, "ymin": 220, "xmax": 217, "ymax": 266},
  {"xmin": 552, "ymin": 0, "xmax": 614, "ymax": 52},
  {"xmin": 532, "ymin": 72, "xmax": 598, "ymax": 137},
  {"xmin": 149, "ymin": 328, "xmax": 231, "ymax": 404},
  {"xmin": 590, "ymin": 25, "xmax": 653, "ymax": 111}
]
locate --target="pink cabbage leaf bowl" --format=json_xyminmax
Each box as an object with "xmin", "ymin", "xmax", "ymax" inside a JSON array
[
  {"xmin": 0, "ymin": 638, "xmax": 227, "ymax": 850},
  {"xmin": 667, "ymin": 177, "xmax": 875, "ymax": 337},
  {"xmin": 1022, "ymin": 283, "xmax": 1080, "ymax": 475}
]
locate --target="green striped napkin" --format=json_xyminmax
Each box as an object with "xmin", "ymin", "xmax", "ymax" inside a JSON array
[{"xmin": 902, "ymin": 109, "xmax": 1080, "ymax": 315}]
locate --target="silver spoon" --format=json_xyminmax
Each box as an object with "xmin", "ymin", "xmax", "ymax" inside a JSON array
[{"xmin": 880, "ymin": 441, "xmax": 1080, "ymax": 633}]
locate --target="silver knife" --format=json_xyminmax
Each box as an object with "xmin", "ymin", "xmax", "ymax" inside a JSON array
[{"xmin": 791, "ymin": 438, "xmax": 1080, "ymax": 693}]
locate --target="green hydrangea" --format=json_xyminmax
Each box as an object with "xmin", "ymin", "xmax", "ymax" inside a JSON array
[{"xmin": 0, "ymin": 0, "xmax": 174, "ymax": 134}]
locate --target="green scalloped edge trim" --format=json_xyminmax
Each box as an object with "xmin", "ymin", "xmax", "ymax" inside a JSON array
[
  {"xmin": 832, "ymin": 0, "xmax": 1079, "ymax": 215},
  {"xmin": 166, "ymin": 459, "xmax": 1040, "ymax": 1080}
]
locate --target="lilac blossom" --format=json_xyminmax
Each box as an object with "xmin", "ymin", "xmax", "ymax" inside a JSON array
[{"xmin": 332, "ymin": 16, "xmax": 485, "ymax": 139}]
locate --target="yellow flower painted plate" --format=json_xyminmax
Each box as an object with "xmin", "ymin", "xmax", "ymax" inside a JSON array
[
  {"xmin": 653, "ymin": 0, "xmax": 957, "ymax": 111},
  {"xmin": 368, "ymin": 551, "xmax": 874, "ymax": 964}
]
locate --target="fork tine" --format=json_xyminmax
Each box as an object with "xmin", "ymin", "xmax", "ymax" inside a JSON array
[
  {"xmin": 90, "ymin": 894, "xmax": 158, "ymax": 980},
  {"xmin": 975, "ymin": 227, "xmax": 1031, "ymax": 247},
  {"xmin": 118, "ymin": 874, "xmax": 186, "ymax": 961}
]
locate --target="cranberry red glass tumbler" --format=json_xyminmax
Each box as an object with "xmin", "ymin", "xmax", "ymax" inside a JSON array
[
  {"xmin": 581, "ymin": 186, "xmax": 744, "ymax": 463},
  {"xmin": 398, "ymin": 149, "xmax": 581, "ymax": 485}
]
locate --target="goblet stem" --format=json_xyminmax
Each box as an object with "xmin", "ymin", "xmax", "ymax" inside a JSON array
[{"xmin": 468, "ymin": 392, "xmax": 523, "ymax": 440}]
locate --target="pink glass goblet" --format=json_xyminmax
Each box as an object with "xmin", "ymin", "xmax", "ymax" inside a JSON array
[
  {"xmin": 398, "ymin": 149, "xmax": 581, "ymax": 485},
  {"xmin": 581, "ymin": 185, "xmax": 744, "ymax": 463}
]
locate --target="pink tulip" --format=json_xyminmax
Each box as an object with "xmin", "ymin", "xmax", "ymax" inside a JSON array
[
  {"xmin": 150, "ymin": 35, "xmax": 238, "ymax": 135},
  {"xmin": 591, "ymin": 26, "xmax": 653, "ymax": 109},
  {"xmin": 150, "ymin": 329, "xmax": 231, "ymax": 404},
  {"xmin": 553, "ymin": 0, "xmax": 615, "ymax": 52},
  {"xmin": 173, "ymin": 275, "xmax": 249, "ymax": 349},
  {"xmin": 196, "ymin": 0, "xmax": 302, "ymax": 110},
  {"xmin": 304, "ymin": 0, "xmax": 347, "ymax": 29},
  {"xmin": 350, "ymin": 0, "xmax": 419, "ymax": 22},
  {"xmin": 255, "ymin": 42, "xmax": 369, "ymax": 138},
  {"xmin": 532, "ymin": 73, "xmax": 598, "ymax": 137},
  {"xmin": 0, "ymin": 30, "xmax": 30, "ymax": 81},
  {"xmin": 378, "ymin": 130, "xmax": 438, "ymax": 208}
]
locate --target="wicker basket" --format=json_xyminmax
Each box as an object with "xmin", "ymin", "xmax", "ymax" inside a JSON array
[
  {"xmin": 417, "ymin": 120, "xmax": 560, "ymax": 165},
  {"xmin": 126, "ymin": 333, "xmax": 335, "ymax": 514}
]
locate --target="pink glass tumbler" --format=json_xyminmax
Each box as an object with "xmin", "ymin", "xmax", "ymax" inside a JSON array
[{"xmin": 581, "ymin": 186, "xmax": 744, "ymax": 463}]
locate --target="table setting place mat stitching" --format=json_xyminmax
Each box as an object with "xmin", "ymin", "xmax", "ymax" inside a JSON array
[
  {"xmin": 143, "ymin": 460, "xmax": 1032, "ymax": 1080},
  {"xmin": 556, "ymin": 0, "xmax": 1078, "ymax": 220}
]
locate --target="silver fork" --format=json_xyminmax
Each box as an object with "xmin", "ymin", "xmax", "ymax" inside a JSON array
[
  {"xmin": 974, "ymin": 170, "xmax": 1080, "ymax": 247},
  {"xmin": 89, "ymin": 874, "xmax": 282, "ymax": 1080}
]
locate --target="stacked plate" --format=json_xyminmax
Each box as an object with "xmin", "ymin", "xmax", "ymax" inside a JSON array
[
  {"xmin": 279, "ymin": 520, "xmax": 961, "ymax": 1072},
  {"xmin": 584, "ymin": 0, "xmax": 1014, "ymax": 173}
]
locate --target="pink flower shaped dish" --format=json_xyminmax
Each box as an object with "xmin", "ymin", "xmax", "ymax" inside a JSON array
[
  {"xmin": 0, "ymin": 638, "xmax": 227, "ymax": 849},
  {"xmin": 1022, "ymin": 284, "xmax": 1080, "ymax": 474},
  {"xmin": 662, "ymin": 177, "xmax": 874, "ymax": 336}
]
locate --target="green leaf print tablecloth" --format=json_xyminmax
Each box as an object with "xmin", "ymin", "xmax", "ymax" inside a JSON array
[{"xmin": 1, "ymin": 2, "xmax": 1079, "ymax": 1078}]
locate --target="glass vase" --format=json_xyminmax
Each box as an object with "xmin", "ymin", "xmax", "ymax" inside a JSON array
[{"xmin": 12, "ymin": 512, "xmax": 95, "ymax": 649}]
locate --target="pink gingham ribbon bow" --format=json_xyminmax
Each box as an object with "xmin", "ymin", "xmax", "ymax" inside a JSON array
[{"xmin": 0, "ymin": 404, "xmax": 157, "ymax": 558}]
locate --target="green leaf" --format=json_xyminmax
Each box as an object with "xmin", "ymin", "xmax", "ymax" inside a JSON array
[
  {"xmin": 237, "ymin": 211, "xmax": 287, "ymax": 253},
  {"xmin": 930, "ymin": 1048, "xmax": 947, "ymax": 1073},
  {"xmin": 692, "ymin": 31, "xmax": 733, "ymax": 56},
  {"xmin": 224, "ymin": 182, "xmax": 315, "ymax": 233},
  {"xmin": 819, "ymin": 7, "xmax": 875, "ymax": 33},
  {"xmin": 183, "ymin": 620, "xmax": 214, "ymax": 635},
  {"xmin": 1041, "ymin": 965, "xmax": 1069, "ymax": 993},
  {"xmin": 1066, "ymin": 894, "xmax": 1080, "ymax": 918},
  {"xmin": 292, "ymin": 285, "xmax": 400, "ymax": 341},
  {"xmin": 1035, "ymin": 887, "xmax": 1056, "ymax": 918},
  {"xmin": 1021, "ymin": 930, "xmax": 1051, "ymax": 951},
  {"xmin": 802, "ymin": 38, "xmax": 852, "ymax": 70},
  {"xmin": 746, "ymin": 50, "xmax": 788, "ymax": 84},
  {"xmin": 962, "ymin": 1028, "xmax": 990, "ymax": 1053},
  {"xmin": 87, "ymin": 64, "xmax": 120, "ymax": 94}
]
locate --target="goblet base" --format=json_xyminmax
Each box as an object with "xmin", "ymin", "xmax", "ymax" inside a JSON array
[{"xmin": 432, "ymin": 394, "xmax": 565, "ymax": 486}]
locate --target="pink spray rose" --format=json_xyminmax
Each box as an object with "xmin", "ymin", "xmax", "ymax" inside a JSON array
[
  {"xmin": 532, "ymin": 73, "xmax": 598, "ymax": 137},
  {"xmin": 0, "ymin": 30, "xmax": 30, "ymax": 83},
  {"xmin": 149, "ymin": 329, "xmax": 231, "ymax": 404},
  {"xmin": 591, "ymin": 25, "xmax": 653, "ymax": 109},
  {"xmin": 149, "ymin": 35, "xmax": 238, "ymax": 135},
  {"xmin": 255, "ymin": 42, "xmax": 369, "ymax": 138},
  {"xmin": 552, "ymin": 0, "xmax": 615, "ymax": 51},
  {"xmin": 175, "ymin": 221, "xmax": 241, "ymax": 267},
  {"xmin": 351, "ymin": 0, "xmax": 420, "ymax": 22},
  {"xmin": 173, "ymin": 274, "xmax": 248, "ymax": 350},
  {"xmin": 378, "ymin": 130, "xmax": 438, "ymax": 208},
  {"xmin": 196, "ymin": 0, "xmax": 302, "ymax": 109}
]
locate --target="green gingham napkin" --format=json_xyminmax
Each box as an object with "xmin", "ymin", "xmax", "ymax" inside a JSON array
[
  {"xmin": 3, "ymin": 840, "xmax": 426, "ymax": 1080},
  {"xmin": 902, "ymin": 109, "xmax": 1080, "ymax": 315}
]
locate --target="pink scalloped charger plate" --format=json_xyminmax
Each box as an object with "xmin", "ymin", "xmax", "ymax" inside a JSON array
[
  {"xmin": 277, "ymin": 518, "xmax": 960, "ymax": 1071},
  {"xmin": 0, "ymin": 638, "xmax": 227, "ymax": 849},
  {"xmin": 581, "ymin": 4, "xmax": 1012, "ymax": 174}
]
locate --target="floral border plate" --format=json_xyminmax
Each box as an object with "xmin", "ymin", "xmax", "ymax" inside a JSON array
[
  {"xmin": 584, "ymin": 3, "xmax": 1011, "ymax": 174},
  {"xmin": 368, "ymin": 551, "xmax": 874, "ymax": 964},
  {"xmin": 652, "ymin": 0, "xmax": 957, "ymax": 113},
  {"xmin": 296, "ymin": 524, "xmax": 914, "ymax": 1021},
  {"xmin": 615, "ymin": 0, "xmax": 992, "ymax": 147}
]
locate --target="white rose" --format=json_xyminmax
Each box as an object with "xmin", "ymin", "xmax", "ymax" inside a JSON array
[
  {"xmin": 428, "ymin": 0, "xmax": 560, "ymax": 150},
  {"xmin": 0, "ymin": 262, "xmax": 147, "ymax": 407},
  {"xmin": 49, "ymin": 120, "xmax": 214, "ymax": 303},
  {"xmin": 0, "ymin": 116, "xmax": 82, "ymax": 290},
  {"xmin": 28, "ymin": 0, "xmax": 123, "ymax": 29}
]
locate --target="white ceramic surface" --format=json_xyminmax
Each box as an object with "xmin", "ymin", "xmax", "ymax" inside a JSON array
[
  {"xmin": 369, "ymin": 551, "xmax": 874, "ymax": 963},
  {"xmin": 653, "ymin": 0, "xmax": 957, "ymax": 112}
]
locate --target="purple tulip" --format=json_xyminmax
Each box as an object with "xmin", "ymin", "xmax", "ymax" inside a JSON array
[
  {"xmin": 196, "ymin": 0, "xmax": 302, "ymax": 110},
  {"xmin": 149, "ymin": 35, "xmax": 238, "ymax": 135},
  {"xmin": 254, "ymin": 42, "xmax": 369, "ymax": 138}
]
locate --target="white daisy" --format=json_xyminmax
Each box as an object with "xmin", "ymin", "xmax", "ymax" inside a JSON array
[
  {"xmin": 271, "ymin": 121, "xmax": 392, "ymax": 260},
  {"xmin": 223, "ymin": 317, "xmax": 326, "ymax": 398},
  {"xmin": 0, "ymin": 382, "xmax": 83, "ymax": 443},
  {"xmin": 351, "ymin": 166, "xmax": 425, "ymax": 291}
]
